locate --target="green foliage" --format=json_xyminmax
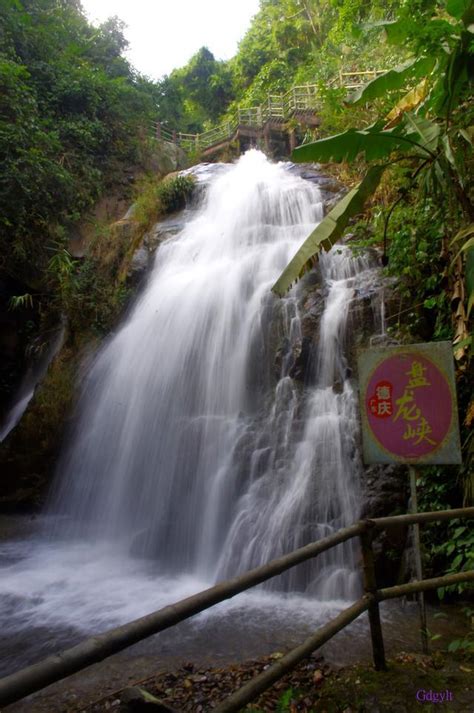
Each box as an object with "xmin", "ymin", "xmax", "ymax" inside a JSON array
[
  {"xmin": 379, "ymin": 197, "xmax": 452, "ymax": 340},
  {"xmin": 155, "ymin": 174, "xmax": 196, "ymax": 214},
  {"xmin": 0, "ymin": 0, "xmax": 157, "ymax": 289},
  {"xmin": 446, "ymin": 607, "xmax": 474, "ymax": 655},
  {"xmin": 134, "ymin": 174, "xmax": 195, "ymax": 232},
  {"xmin": 417, "ymin": 462, "xmax": 474, "ymax": 598},
  {"xmin": 9, "ymin": 293, "xmax": 34, "ymax": 310},
  {"xmin": 156, "ymin": 48, "xmax": 236, "ymax": 133}
]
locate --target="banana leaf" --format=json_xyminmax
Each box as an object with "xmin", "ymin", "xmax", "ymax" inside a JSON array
[
  {"xmin": 271, "ymin": 165, "xmax": 386, "ymax": 297},
  {"xmin": 347, "ymin": 57, "xmax": 435, "ymax": 106},
  {"xmin": 292, "ymin": 113, "xmax": 440, "ymax": 164},
  {"xmin": 384, "ymin": 80, "xmax": 429, "ymax": 128}
]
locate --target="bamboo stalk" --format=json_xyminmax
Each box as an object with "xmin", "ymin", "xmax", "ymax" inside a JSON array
[
  {"xmin": 0, "ymin": 523, "xmax": 363, "ymax": 708},
  {"xmin": 360, "ymin": 526, "xmax": 386, "ymax": 670},
  {"xmin": 378, "ymin": 570, "xmax": 474, "ymax": 600},
  {"xmin": 213, "ymin": 597, "xmax": 370, "ymax": 713},
  {"xmin": 369, "ymin": 507, "xmax": 474, "ymax": 529}
]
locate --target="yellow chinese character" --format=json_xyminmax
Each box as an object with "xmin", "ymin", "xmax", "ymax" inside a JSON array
[
  {"xmin": 393, "ymin": 390, "xmax": 421, "ymax": 422},
  {"xmin": 406, "ymin": 360, "xmax": 430, "ymax": 388},
  {"xmin": 403, "ymin": 417, "xmax": 437, "ymax": 446}
]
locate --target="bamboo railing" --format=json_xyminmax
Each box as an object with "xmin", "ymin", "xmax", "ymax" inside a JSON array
[
  {"xmin": 151, "ymin": 69, "xmax": 386, "ymax": 153},
  {"xmin": 0, "ymin": 507, "xmax": 472, "ymax": 709}
]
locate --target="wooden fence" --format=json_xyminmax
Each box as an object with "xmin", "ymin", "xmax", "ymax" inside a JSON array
[
  {"xmin": 0, "ymin": 507, "xmax": 472, "ymax": 709},
  {"xmin": 152, "ymin": 70, "xmax": 386, "ymax": 154}
]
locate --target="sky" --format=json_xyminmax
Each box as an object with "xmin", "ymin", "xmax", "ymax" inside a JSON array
[{"xmin": 80, "ymin": 0, "xmax": 261, "ymax": 80}]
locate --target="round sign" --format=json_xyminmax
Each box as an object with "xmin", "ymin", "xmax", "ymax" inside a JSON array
[{"xmin": 365, "ymin": 352, "xmax": 453, "ymax": 460}]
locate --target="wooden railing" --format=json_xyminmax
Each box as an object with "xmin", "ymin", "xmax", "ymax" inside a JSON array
[
  {"xmin": 152, "ymin": 69, "xmax": 386, "ymax": 153},
  {"xmin": 0, "ymin": 507, "xmax": 472, "ymax": 709}
]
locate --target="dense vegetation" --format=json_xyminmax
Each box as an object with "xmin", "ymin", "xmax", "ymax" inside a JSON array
[{"xmin": 0, "ymin": 0, "xmax": 162, "ymax": 284}]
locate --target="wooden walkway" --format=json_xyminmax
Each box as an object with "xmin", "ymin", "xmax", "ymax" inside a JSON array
[{"xmin": 152, "ymin": 70, "xmax": 385, "ymax": 156}]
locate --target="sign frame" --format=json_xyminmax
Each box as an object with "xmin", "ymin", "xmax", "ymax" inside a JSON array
[{"xmin": 358, "ymin": 341, "xmax": 462, "ymax": 465}]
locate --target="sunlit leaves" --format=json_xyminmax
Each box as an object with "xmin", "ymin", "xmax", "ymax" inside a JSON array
[{"xmin": 347, "ymin": 57, "xmax": 435, "ymax": 106}]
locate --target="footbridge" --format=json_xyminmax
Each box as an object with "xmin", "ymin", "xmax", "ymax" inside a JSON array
[{"xmin": 152, "ymin": 70, "xmax": 385, "ymax": 158}]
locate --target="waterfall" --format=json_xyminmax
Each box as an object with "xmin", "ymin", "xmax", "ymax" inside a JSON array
[
  {"xmin": 51, "ymin": 150, "xmax": 372, "ymax": 592},
  {"xmin": 0, "ymin": 151, "xmax": 381, "ymax": 674}
]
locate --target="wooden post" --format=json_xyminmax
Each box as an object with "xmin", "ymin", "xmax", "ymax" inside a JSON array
[
  {"xmin": 172, "ymin": 129, "xmax": 177, "ymax": 144},
  {"xmin": 263, "ymin": 122, "xmax": 271, "ymax": 154},
  {"xmin": 360, "ymin": 523, "xmax": 387, "ymax": 670},
  {"xmin": 409, "ymin": 465, "xmax": 429, "ymax": 654},
  {"xmin": 155, "ymin": 121, "xmax": 161, "ymax": 140},
  {"xmin": 289, "ymin": 129, "xmax": 297, "ymax": 153}
]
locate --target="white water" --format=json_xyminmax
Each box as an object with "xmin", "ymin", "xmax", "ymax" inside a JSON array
[
  {"xmin": 0, "ymin": 152, "xmax": 381, "ymax": 674},
  {"xmin": 0, "ymin": 325, "xmax": 65, "ymax": 443}
]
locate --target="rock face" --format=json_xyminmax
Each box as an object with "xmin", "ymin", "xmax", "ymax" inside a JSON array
[
  {"xmin": 68, "ymin": 141, "xmax": 187, "ymax": 259},
  {"xmin": 126, "ymin": 214, "xmax": 188, "ymax": 288},
  {"xmin": 146, "ymin": 140, "xmax": 188, "ymax": 176},
  {"xmin": 360, "ymin": 463, "xmax": 409, "ymax": 586}
]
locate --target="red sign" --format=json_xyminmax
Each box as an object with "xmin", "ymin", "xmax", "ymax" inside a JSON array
[{"xmin": 358, "ymin": 343, "xmax": 461, "ymax": 464}]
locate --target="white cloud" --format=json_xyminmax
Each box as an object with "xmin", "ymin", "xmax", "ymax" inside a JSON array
[{"xmin": 80, "ymin": 0, "xmax": 260, "ymax": 80}]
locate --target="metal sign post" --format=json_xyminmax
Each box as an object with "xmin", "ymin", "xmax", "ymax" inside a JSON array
[
  {"xmin": 358, "ymin": 341, "xmax": 462, "ymax": 656},
  {"xmin": 409, "ymin": 465, "xmax": 429, "ymax": 653}
]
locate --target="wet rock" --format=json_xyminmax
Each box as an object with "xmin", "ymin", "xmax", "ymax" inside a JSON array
[
  {"xmin": 120, "ymin": 686, "xmax": 177, "ymax": 712},
  {"xmin": 289, "ymin": 335, "xmax": 313, "ymax": 382},
  {"xmin": 128, "ymin": 247, "xmax": 151, "ymax": 287},
  {"xmin": 360, "ymin": 463, "xmax": 409, "ymax": 586}
]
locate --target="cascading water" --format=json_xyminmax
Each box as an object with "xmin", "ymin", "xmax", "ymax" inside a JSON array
[
  {"xmin": 51, "ymin": 150, "xmax": 363, "ymax": 594},
  {"xmin": 0, "ymin": 151, "xmax": 382, "ymax": 676}
]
